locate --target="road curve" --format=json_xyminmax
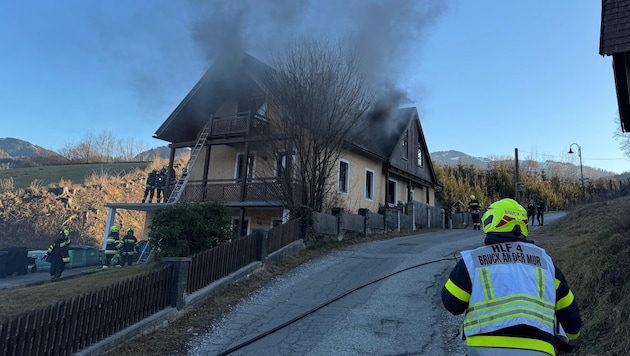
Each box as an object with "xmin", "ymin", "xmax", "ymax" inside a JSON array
[{"xmin": 188, "ymin": 212, "xmax": 566, "ymax": 356}]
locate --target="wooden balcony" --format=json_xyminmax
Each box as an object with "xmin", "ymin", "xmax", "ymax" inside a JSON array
[
  {"xmin": 210, "ymin": 111, "xmax": 270, "ymax": 138},
  {"xmin": 173, "ymin": 178, "xmax": 300, "ymax": 206}
]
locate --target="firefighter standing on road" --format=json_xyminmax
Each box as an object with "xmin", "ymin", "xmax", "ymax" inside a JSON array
[
  {"xmin": 527, "ymin": 199, "xmax": 536, "ymax": 226},
  {"xmin": 468, "ymin": 195, "xmax": 482, "ymax": 230},
  {"xmin": 537, "ymin": 199, "xmax": 546, "ymax": 226},
  {"xmin": 103, "ymin": 225, "xmax": 121, "ymax": 269},
  {"xmin": 441, "ymin": 198, "xmax": 582, "ymax": 355},
  {"xmin": 43, "ymin": 229, "xmax": 71, "ymax": 280}
]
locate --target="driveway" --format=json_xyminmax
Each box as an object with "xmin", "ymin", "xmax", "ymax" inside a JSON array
[{"xmin": 189, "ymin": 212, "xmax": 565, "ymax": 355}]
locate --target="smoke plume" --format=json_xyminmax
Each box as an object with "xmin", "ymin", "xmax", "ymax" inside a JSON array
[{"xmin": 185, "ymin": 0, "xmax": 446, "ymax": 110}]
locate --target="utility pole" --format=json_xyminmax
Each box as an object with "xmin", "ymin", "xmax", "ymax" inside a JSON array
[{"xmin": 514, "ymin": 148, "xmax": 519, "ymax": 201}]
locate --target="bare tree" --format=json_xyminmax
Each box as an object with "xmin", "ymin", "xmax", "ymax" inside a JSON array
[
  {"xmin": 614, "ymin": 114, "xmax": 630, "ymax": 158},
  {"xmin": 116, "ymin": 137, "xmax": 147, "ymax": 161},
  {"xmin": 94, "ymin": 130, "xmax": 117, "ymax": 162},
  {"xmin": 260, "ymin": 39, "xmax": 375, "ymax": 212}
]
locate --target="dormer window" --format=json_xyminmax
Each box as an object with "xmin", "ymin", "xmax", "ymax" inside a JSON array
[{"xmin": 402, "ymin": 130, "xmax": 409, "ymax": 160}]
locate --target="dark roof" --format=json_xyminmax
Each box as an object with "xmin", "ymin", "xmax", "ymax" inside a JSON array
[
  {"xmin": 600, "ymin": 0, "xmax": 630, "ymax": 55},
  {"xmin": 351, "ymin": 107, "xmax": 416, "ymax": 159},
  {"xmin": 154, "ymin": 51, "xmax": 270, "ymax": 144}
]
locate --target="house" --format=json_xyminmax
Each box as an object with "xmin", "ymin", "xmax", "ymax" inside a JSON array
[
  {"xmin": 600, "ymin": 0, "xmax": 630, "ymax": 132},
  {"xmin": 151, "ymin": 51, "xmax": 440, "ymax": 237}
]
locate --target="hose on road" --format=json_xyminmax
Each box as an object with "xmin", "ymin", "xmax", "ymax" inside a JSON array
[{"xmin": 217, "ymin": 254, "xmax": 460, "ymax": 356}]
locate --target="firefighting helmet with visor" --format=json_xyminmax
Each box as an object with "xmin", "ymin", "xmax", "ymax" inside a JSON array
[
  {"xmin": 110, "ymin": 225, "xmax": 119, "ymax": 233},
  {"xmin": 481, "ymin": 198, "xmax": 528, "ymax": 238},
  {"xmin": 470, "ymin": 195, "xmax": 476, "ymax": 200},
  {"xmin": 60, "ymin": 229, "xmax": 69, "ymax": 237}
]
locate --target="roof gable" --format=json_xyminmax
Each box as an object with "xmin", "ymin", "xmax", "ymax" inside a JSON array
[
  {"xmin": 600, "ymin": 0, "xmax": 630, "ymax": 55},
  {"xmin": 154, "ymin": 51, "xmax": 270, "ymax": 143}
]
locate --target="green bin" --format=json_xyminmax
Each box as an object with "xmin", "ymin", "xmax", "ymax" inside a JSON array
[{"xmin": 28, "ymin": 250, "xmax": 51, "ymax": 272}]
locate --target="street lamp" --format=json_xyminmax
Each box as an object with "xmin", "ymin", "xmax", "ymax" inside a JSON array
[{"xmin": 568, "ymin": 143, "xmax": 585, "ymax": 201}]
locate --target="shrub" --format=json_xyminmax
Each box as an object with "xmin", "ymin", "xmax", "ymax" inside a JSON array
[{"xmin": 148, "ymin": 201, "xmax": 232, "ymax": 257}]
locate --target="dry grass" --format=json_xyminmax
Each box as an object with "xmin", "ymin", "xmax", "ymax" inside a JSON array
[
  {"xmin": 0, "ymin": 263, "xmax": 160, "ymax": 322},
  {"xmin": 533, "ymin": 195, "xmax": 630, "ymax": 355}
]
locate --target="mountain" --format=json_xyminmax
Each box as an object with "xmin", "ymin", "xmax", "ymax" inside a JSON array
[
  {"xmin": 430, "ymin": 150, "xmax": 623, "ymax": 180},
  {"xmin": 430, "ymin": 150, "xmax": 492, "ymax": 169},
  {"xmin": 0, "ymin": 137, "xmax": 61, "ymax": 158},
  {"xmin": 134, "ymin": 146, "xmax": 190, "ymax": 161}
]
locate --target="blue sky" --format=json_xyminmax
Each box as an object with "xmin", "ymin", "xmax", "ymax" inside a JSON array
[{"xmin": 1, "ymin": 1, "xmax": 629, "ymax": 174}]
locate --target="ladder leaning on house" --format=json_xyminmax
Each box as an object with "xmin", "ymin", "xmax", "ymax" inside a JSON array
[
  {"xmin": 137, "ymin": 116, "xmax": 213, "ymax": 264},
  {"xmin": 166, "ymin": 116, "xmax": 213, "ymax": 204}
]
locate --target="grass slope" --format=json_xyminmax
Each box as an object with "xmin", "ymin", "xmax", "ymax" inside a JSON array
[{"xmin": 0, "ymin": 162, "xmax": 150, "ymax": 190}]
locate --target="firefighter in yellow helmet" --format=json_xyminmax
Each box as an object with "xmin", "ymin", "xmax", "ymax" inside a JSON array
[
  {"xmin": 468, "ymin": 194, "xmax": 482, "ymax": 230},
  {"xmin": 43, "ymin": 228, "xmax": 71, "ymax": 280},
  {"xmin": 441, "ymin": 198, "xmax": 581, "ymax": 355},
  {"xmin": 103, "ymin": 225, "xmax": 121, "ymax": 268},
  {"xmin": 120, "ymin": 227, "xmax": 139, "ymax": 266}
]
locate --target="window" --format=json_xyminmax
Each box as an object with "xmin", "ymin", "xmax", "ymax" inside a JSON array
[
  {"xmin": 387, "ymin": 179, "xmax": 397, "ymax": 205},
  {"xmin": 417, "ymin": 147, "xmax": 423, "ymax": 167},
  {"xmin": 231, "ymin": 218, "xmax": 250, "ymax": 238},
  {"xmin": 338, "ymin": 160, "xmax": 349, "ymax": 193},
  {"xmin": 275, "ymin": 151, "xmax": 296, "ymax": 180},
  {"xmin": 402, "ymin": 130, "xmax": 409, "ymax": 160},
  {"xmin": 365, "ymin": 169, "xmax": 374, "ymax": 200},
  {"xmin": 235, "ymin": 153, "xmax": 255, "ymax": 179}
]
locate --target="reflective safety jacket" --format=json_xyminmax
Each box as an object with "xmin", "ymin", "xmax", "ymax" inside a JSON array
[
  {"xmin": 60, "ymin": 236, "xmax": 71, "ymax": 263},
  {"xmin": 105, "ymin": 232, "xmax": 121, "ymax": 255},
  {"xmin": 120, "ymin": 233, "xmax": 138, "ymax": 256},
  {"xmin": 468, "ymin": 199, "xmax": 481, "ymax": 213},
  {"xmin": 44, "ymin": 236, "xmax": 71, "ymax": 263},
  {"xmin": 441, "ymin": 235, "xmax": 582, "ymax": 355}
]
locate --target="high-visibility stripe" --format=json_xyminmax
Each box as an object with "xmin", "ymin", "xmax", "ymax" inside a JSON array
[
  {"xmin": 556, "ymin": 290, "xmax": 575, "ymax": 310},
  {"xmin": 466, "ymin": 335, "xmax": 555, "ymax": 355},
  {"xmin": 480, "ymin": 268, "xmax": 494, "ymax": 300},
  {"xmin": 537, "ymin": 268, "xmax": 544, "ymax": 300},
  {"xmin": 464, "ymin": 306, "xmax": 555, "ymax": 331},
  {"xmin": 566, "ymin": 331, "xmax": 580, "ymax": 341},
  {"xmin": 445, "ymin": 279, "xmax": 470, "ymax": 302}
]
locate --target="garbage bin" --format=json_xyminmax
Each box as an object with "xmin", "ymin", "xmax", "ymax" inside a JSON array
[
  {"xmin": 0, "ymin": 251, "xmax": 8, "ymax": 278},
  {"xmin": 28, "ymin": 250, "xmax": 51, "ymax": 272},
  {"xmin": 0, "ymin": 247, "xmax": 28, "ymax": 276}
]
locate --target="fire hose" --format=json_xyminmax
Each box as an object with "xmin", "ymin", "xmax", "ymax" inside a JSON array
[{"xmin": 217, "ymin": 255, "xmax": 460, "ymax": 356}]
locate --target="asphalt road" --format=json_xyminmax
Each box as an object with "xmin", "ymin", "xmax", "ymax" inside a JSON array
[{"xmin": 188, "ymin": 213, "xmax": 566, "ymax": 356}]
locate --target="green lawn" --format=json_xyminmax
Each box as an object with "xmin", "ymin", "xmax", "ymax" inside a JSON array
[{"xmin": 0, "ymin": 162, "xmax": 150, "ymax": 190}]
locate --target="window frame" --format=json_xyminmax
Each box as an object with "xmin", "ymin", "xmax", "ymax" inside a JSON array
[
  {"xmin": 364, "ymin": 168, "xmax": 374, "ymax": 201},
  {"xmin": 338, "ymin": 159, "xmax": 350, "ymax": 194}
]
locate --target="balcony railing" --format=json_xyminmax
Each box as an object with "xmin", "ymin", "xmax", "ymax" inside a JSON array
[
  {"xmin": 210, "ymin": 111, "xmax": 270, "ymax": 138},
  {"xmin": 172, "ymin": 178, "xmax": 300, "ymax": 205}
]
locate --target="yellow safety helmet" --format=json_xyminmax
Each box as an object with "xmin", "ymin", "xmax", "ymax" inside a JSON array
[
  {"xmin": 60, "ymin": 229, "xmax": 69, "ymax": 237},
  {"xmin": 110, "ymin": 225, "xmax": 119, "ymax": 233},
  {"xmin": 481, "ymin": 198, "xmax": 528, "ymax": 238},
  {"xmin": 470, "ymin": 195, "xmax": 476, "ymax": 200}
]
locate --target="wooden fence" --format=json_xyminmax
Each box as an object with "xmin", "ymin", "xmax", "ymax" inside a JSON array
[
  {"xmin": 0, "ymin": 265, "xmax": 172, "ymax": 356},
  {"xmin": 267, "ymin": 218, "xmax": 303, "ymax": 254},
  {"xmin": 186, "ymin": 234, "xmax": 260, "ymax": 294}
]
